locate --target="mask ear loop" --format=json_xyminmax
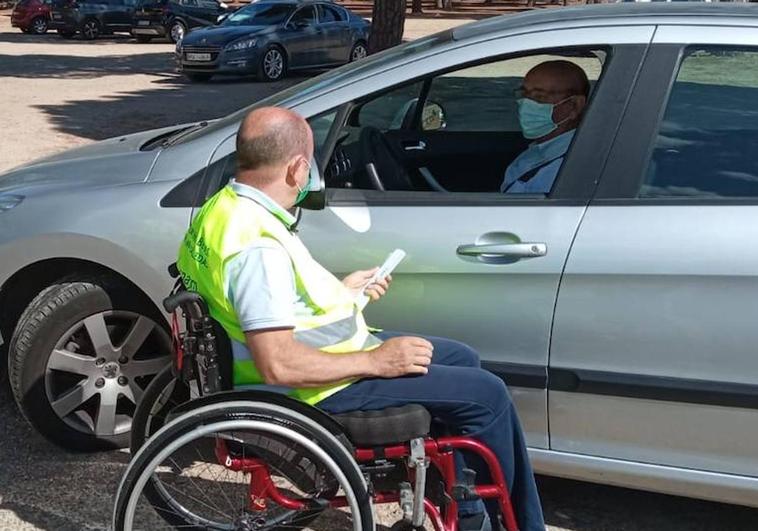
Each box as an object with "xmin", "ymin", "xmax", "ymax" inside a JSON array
[{"xmin": 552, "ymin": 95, "xmax": 576, "ymax": 127}]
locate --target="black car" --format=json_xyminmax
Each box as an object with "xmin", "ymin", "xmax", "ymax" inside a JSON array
[
  {"xmin": 177, "ymin": 0, "xmax": 370, "ymax": 82},
  {"xmin": 49, "ymin": 0, "xmax": 137, "ymax": 39},
  {"xmin": 131, "ymin": 0, "xmax": 229, "ymax": 43}
]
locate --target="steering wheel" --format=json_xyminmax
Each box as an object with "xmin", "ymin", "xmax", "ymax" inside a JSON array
[{"xmin": 359, "ymin": 127, "xmax": 416, "ymax": 191}]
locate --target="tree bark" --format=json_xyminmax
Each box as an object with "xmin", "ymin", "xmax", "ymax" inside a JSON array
[
  {"xmin": 369, "ymin": 0, "xmax": 406, "ymax": 54},
  {"xmin": 411, "ymin": 0, "xmax": 423, "ymax": 14}
]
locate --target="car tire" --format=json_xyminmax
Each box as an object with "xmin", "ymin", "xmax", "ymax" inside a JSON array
[
  {"xmin": 8, "ymin": 279, "xmax": 171, "ymax": 451},
  {"xmin": 134, "ymin": 34, "xmax": 152, "ymax": 43},
  {"xmin": 30, "ymin": 16, "xmax": 49, "ymax": 34},
  {"xmin": 80, "ymin": 18, "xmax": 100, "ymax": 40},
  {"xmin": 349, "ymin": 40, "xmax": 368, "ymax": 62},
  {"xmin": 168, "ymin": 19, "xmax": 186, "ymax": 43},
  {"xmin": 259, "ymin": 45, "xmax": 287, "ymax": 82},
  {"xmin": 184, "ymin": 72, "xmax": 213, "ymax": 82},
  {"xmin": 57, "ymin": 29, "xmax": 76, "ymax": 39}
]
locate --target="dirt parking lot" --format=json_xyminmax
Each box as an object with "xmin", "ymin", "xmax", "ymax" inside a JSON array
[{"xmin": 2, "ymin": 9, "xmax": 758, "ymax": 531}]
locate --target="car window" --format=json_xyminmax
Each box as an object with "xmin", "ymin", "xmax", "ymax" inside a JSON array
[
  {"xmin": 222, "ymin": 3, "xmax": 292, "ymax": 26},
  {"xmin": 290, "ymin": 5, "xmax": 316, "ymax": 25},
  {"xmin": 324, "ymin": 48, "xmax": 604, "ymax": 196},
  {"xmin": 318, "ymin": 3, "xmax": 343, "ymax": 23},
  {"xmin": 640, "ymin": 47, "xmax": 758, "ymax": 198}
]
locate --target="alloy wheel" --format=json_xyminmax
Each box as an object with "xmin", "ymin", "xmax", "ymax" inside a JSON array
[
  {"xmin": 351, "ymin": 43, "xmax": 367, "ymax": 62},
  {"xmin": 170, "ymin": 22, "xmax": 185, "ymax": 43},
  {"xmin": 263, "ymin": 48, "xmax": 284, "ymax": 80},
  {"xmin": 82, "ymin": 20, "xmax": 99, "ymax": 39},
  {"xmin": 44, "ymin": 310, "xmax": 170, "ymax": 438},
  {"xmin": 32, "ymin": 17, "xmax": 48, "ymax": 34}
]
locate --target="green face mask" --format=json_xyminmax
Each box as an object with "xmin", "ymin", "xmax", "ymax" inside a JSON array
[{"xmin": 295, "ymin": 158, "xmax": 321, "ymax": 205}]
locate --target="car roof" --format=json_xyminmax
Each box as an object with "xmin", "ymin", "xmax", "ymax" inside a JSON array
[{"xmin": 454, "ymin": 3, "xmax": 758, "ymax": 41}]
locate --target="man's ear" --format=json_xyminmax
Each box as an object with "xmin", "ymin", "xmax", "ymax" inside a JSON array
[{"xmin": 283, "ymin": 157, "xmax": 301, "ymax": 186}]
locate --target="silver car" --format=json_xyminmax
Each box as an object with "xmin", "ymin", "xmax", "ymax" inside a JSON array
[{"xmin": 2, "ymin": 2, "xmax": 758, "ymax": 509}]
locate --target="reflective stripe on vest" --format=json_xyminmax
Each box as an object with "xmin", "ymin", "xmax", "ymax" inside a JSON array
[{"xmin": 177, "ymin": 185, "xmax": 381, "ymax": 405}]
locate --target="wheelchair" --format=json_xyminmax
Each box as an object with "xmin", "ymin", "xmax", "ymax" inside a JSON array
[{"xmin": 112, "ymin": 269, "xmax": 520, "ymax": 531}]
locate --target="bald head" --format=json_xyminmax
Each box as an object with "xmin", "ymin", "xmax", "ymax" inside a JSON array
[
  {"xmin": 236, "ymin": 107, "xmax": 313, "ymax": 173},
  {"xmin": 524, "ymin": 60, "xmax": 590, "ymax": 100}
]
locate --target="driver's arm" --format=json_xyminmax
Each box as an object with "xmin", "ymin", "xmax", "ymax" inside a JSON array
[{"xmin": 245, "ymin": 329, "xmax": 375, "ymax": 387}]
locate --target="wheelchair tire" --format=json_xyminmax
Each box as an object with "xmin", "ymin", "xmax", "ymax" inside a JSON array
[{"xmin": 114, "ymin": 399, "xmax": 374, "ymax": 531}]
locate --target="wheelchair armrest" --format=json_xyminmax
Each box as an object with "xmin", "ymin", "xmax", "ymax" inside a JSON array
[{"xmin": 163, "ymin": 291, "xmax": 209, "ymax": 319}]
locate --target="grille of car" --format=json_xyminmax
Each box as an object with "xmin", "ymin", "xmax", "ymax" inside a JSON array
[{"xmin": 183, "ymin": 45, "xmax": 222, "ymax": 62}]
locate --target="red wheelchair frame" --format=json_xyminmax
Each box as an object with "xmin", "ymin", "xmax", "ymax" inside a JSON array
[{"xmin": 215, "ymin": 433, "xmax": 519, "ymax": 531}]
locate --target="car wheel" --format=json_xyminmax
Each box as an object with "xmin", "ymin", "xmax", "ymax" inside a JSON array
[
  {"xmin": 30, "ymin": 16, "xmax": 49, "ymax": 34},
  {"xmin": 184, "ymin": 72, "xmax": 213, "ymax": 82},
  {"xmin": 80, "ymin": 18, "xmax": 100, "ymax": 40},
  {"xmin": 349, "ymin": 40, "xmax": 368, "ymax": 62},
  {"xmin": 260, "ymin": 45, "xmax": 286, "ymax": 82},
  {"xmin": 134, "ymin": 34, "xmax": 152, "ymax": 43},
  {"xmin": 57, "ymin": 28, "xmax": 76, "ymax": 39},
  {"xmin": 168, "ymin": 20, "xmax": 186, "ymax": 43},
  {"xmin": 8, "ymin": 279, "xmax": 171, "ymax": 451}
]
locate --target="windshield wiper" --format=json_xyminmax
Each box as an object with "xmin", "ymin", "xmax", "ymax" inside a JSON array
[{"xmin": 162, "ymin": 121, "xmax": 209, "ymax": 147}]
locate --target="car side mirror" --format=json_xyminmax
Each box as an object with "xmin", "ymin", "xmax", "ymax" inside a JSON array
[
  {"xmin": 216, "ymin": 12, "xmax": 228, "ymax": 23},
  {"xmin": 421, "ymin": 101, "xmax": 447, "ymax": 132}
]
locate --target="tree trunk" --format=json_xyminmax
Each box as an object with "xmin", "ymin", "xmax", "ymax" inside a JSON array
[
  {"xmin": 368, "ymin": 0, "xmax": 406, "ymax": 54},
  {"xmin": 411, "ymin": 0, "xmax": 423, "ymax": 14}
]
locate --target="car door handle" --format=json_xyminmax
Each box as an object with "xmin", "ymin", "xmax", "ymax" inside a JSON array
[
  {"xmin": 456, "ymin": 242, "xmax": 547, "ymax": 258},
  {"xmin": 403, "ymin": 140, "xmax": 426, "ymax": 151}
]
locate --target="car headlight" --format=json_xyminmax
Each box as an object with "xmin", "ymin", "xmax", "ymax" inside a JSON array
[
  {"xmin": 0, "ymin": 194, "xmax": 24, "ymax": 212},
  {"xmin": 225, "ymin": 38, "xmax": 257, "ymax": 51}
]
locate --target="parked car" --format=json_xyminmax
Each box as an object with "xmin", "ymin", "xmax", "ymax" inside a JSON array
[
  {"xmin": 2, "ymin": 2, "xmax": 758, "ymax": 509},
  {"xmin": 11, "ymin": 0, "xmax": 52, "ymax": 34},
  {"xmin": 49, "ymin": 0, "xmax": 137, "ymax": 40},
  {"xmin": 131, "ymin": 0, "xmax": 230, "ymax": 44},
  {"xmin": 176, "ymin": 0, "xmax": 370, "ymax": 82}
]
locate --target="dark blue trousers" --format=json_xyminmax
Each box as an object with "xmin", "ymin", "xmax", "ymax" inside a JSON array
[{"xmin": 318, "ymin": 331, "xmax": 545, "ymax": 531}]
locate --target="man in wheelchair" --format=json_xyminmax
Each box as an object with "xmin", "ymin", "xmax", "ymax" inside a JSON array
[{"xmin": 175, "ymin": 107, "xmax": 544, "ymax": 531}]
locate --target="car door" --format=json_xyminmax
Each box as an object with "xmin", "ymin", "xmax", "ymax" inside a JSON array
[
  {"xmin": 281, "ymin": 5, "xmax": 320, "ymax": 68},
  {"xmin": 549, "ymin": 25, "xmax": 758, "ymax": 479},
  {"xmin": 291, "ymin": 28, "xmax": 654, "ymax": 448},
  {"xmin": 316, "ymin": 3, "xmax": 350, "ymax": 64}
]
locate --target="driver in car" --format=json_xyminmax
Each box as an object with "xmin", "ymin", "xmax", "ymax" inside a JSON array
[
  {"xmin": 177, "ymin": 106, "xmax": 546, "ymax": 531},
  {"xmin": 501, "ymin": 60, "xmax": 589, "ymax": 194}
]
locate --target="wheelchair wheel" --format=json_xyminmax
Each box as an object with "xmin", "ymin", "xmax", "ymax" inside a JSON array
[{"xmin": 114, "ymin": 400, "xmax": 374, "ymax": 531}]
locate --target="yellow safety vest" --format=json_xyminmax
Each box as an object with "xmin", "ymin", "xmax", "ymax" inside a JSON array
[{"xmin": 177, "ymin": 185, "xmax": 381, "ymax": 404}]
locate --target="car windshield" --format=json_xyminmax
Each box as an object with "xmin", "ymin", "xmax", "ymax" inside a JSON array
[{"xmin": 221, "ymin": 3, "xmax": 293, "ymax": 26}]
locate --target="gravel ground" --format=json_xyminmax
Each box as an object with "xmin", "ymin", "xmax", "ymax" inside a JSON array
[{"xmin": 2, "ymin": 10, "xmax": 758, "ymax": 531}]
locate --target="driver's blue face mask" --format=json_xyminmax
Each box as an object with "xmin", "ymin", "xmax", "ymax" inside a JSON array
[{"xmin": 517, "ymin": 97, "xmax": 572, "ymax": 140}]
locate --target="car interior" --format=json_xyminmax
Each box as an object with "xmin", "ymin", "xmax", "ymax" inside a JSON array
[{"xmin": 318, "ymin": 48, "xmax": 607, "ymax": 197}]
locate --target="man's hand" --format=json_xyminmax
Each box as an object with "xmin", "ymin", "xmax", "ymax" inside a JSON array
[
  {"xmin": 369, "ymin": 336, "xmax": 433, "ymax": 377},
  {"xmin": 342, "ymin": 268, "xmax": 392, "ymax": 302}
]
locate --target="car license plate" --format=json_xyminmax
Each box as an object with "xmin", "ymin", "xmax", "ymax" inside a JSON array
[
  {"xmin": 186, "ymin": 53, "xmax": 211, "ymax": 62},
  {"xmin": 138, "ymin": 20, "xmax": 150, "ymax": 25}
]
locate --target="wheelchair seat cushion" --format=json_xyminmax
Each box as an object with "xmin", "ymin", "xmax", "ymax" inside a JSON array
[{"xmin": 333, "ymin": 405, "xmax": 432, "ymax": 446}]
